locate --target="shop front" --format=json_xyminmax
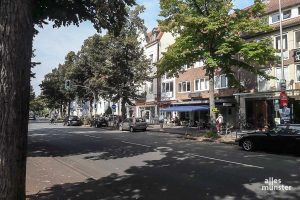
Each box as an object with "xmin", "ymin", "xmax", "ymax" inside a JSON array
[{"xmin": 236, "ymin": 90, "xmax": 300, "ymax": 129}]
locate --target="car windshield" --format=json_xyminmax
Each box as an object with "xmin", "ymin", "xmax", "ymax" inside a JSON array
[{"xmin": 70, "ymin": 116, "xmax": 78, "ymax": 120}]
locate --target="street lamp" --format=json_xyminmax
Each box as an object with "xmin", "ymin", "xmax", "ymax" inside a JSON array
[{"xmin": 278, "ymin": 0, "xmax": 285, "ymax": 88}]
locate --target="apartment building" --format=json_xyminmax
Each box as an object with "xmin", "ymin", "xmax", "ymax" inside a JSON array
[
  {"xmin": 169, "ymin": 60, "xmax": 238, "ymax": 126},
  {"xmin": 237, "ymin": 0, "xmax": 300, "ymax": 128},
  {"xmin": 135, "ymin": 28, "xmax": 163, "ymax": 123}
]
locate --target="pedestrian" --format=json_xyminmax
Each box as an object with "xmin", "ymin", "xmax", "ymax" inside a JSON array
[{"xmin": 216, "ymin": 113, "xmax": 223, "ymax": 133}]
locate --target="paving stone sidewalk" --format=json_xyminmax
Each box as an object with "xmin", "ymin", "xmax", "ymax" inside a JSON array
[{"xmin": 147, "ymin": 124, "xmax": 246, "ymax": 144}]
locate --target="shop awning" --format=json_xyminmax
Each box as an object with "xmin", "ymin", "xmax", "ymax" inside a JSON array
[{"xmin": 160, "ymin": 105, "xmax": 209, "ymax": 112}]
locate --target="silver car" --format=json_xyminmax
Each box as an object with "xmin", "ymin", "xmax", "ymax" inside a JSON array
[{"xmin": 119, "ymin": 117, "xmax": 147, "ymax": 132}]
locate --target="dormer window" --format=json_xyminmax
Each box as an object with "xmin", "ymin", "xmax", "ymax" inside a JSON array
[
  {"xmin": 271, "ymin": 13, "xmax": 280, "ymax": 23},
  {"xmin": 283, "ymin": 10, "xmax": 291, "ymax": 20}
]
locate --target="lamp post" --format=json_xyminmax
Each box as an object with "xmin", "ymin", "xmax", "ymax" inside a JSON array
[{"xmin": 279, "ymin": 0, "xmax": 286, "ymax": 88}]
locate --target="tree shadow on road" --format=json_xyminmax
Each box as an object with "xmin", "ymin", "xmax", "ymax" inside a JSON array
[
  {"xmin": 27, "ymin": 146, "xmax": 300, "ymax": 200},
  {"xmin": 28, "ymin": 127, "xmax": 154, "ymax": 160}
]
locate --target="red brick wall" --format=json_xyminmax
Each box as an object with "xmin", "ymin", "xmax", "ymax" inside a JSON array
[{"xmin": 175, "ymin": 67, "xmax": 236, "ymax": 101}]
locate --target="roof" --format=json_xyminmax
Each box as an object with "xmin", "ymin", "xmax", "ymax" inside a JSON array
[
  {"xmin": 145, "ymin": 27, "xmax": 164, "ymax": 46},
  {"xmin": 265, "ymin": 0, "xmax": 300, "ymax": 14}
]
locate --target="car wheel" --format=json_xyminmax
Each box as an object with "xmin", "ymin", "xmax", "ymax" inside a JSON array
[
  {"xmin": 143, "ymin": 128, "xmax": 147, "ymax": 132},
  {"xmin": 242, "ymin": 139, "xmax": 254, "ymax": 151},
  {"xmin": 130, "ymin": 127, "xmax": 134, "ymax": 132}
]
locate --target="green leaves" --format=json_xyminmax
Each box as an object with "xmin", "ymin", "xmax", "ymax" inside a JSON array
[
  {"xmin": 33, "ymin": 0, "xmax": 136, "ymax": 35},
  {"xmin": 158, "ymin": 0, "xmax": 277, "ymax": 86},
  {"xmin": 40, "ymin": 6, "xmax": 150, "ymax": 112}
]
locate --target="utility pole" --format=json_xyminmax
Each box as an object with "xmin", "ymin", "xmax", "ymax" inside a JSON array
[{"xmin": 279, "ymin": 0, "xmax": 286, "ymax": 89}]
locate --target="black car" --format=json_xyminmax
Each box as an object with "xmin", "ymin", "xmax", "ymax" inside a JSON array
[
  {"xmin": 65, "ymin": 116, "xmax": 81, "ymax": 126},
  {"xmin": 93, "ymin": 117, "xmax": 108, "ymax": 128},
  {"xmin": 236, "ymin": 124, "xmax": 300, "ymax": 152}
]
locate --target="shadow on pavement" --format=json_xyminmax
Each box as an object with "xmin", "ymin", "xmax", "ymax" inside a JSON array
[{"xmin": 27, "ymin": 146, "xmax": 300, "ymax": 200}]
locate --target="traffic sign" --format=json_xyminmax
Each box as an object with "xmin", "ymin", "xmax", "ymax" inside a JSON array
[{"xmin": 111, "ymin": 104, "xmax": 116, "ymax": 109}]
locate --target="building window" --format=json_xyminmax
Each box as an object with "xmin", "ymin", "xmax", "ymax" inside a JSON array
[
  {"xmin": 295, "ymin": 31, "xmax": 300, "ymax": 49},
  {"xmin": 282, "ymin": 10, "xmax": 291, "ymax": 20},
  {"xmin": 162, "ymin": 82, "xmax": 173, "ymax": 93},
  {"xmin": 275, "ymin": 34, "xmax": 288, "ymax": 50},
  {"xmin": 195, "ymin": 78, "xmax": 208, "ymax": 91},
  {"xmin": 271, "ymin": 13, "xmax": 280, "ymax": 23},
  {"xmin": 271, "ymin": 10, "xmax": 291, "ymax": 24},
  {"xmin": 275, "ymin": 34, "xmax": 288, "ymax": 60},
  {"xmin": 148, "ymin": 82, "xmax": 153, "ymax": 94},
  {"xmin": 296, "ymin": 65, "xmax": 300, "ymax": 82},
  {"xmin": 178, "ymin": 81, "xmax": 191, "ymax": 92},
  {"xmin": 215, "ymin": 75, "xmax": 228, "ymax": 89},
  {"xmin": 149, "ymin": 54, "xmax": 154, "ymax": 65},
  {"xmin": 275, "ymin": 66, "xmax": 289, "ymax": 87},
  {"xmin": 298, "ymin": 7, "xmax": 300, "ymax": 15},
  {"xmin": 257, "ymin": 69, "xmax": 271, "ymax": 92}
]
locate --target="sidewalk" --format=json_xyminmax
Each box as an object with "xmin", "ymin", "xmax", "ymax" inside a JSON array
[{"xmin": 147, "ymin": 124, "xmax": 247, "ymax": 144}]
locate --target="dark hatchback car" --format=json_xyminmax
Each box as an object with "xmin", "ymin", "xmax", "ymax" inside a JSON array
[
  {"xmin": 93, "ymin": 117, "xmax": 108, "ymax": 128},
  {"xmin": 65, "ymin": 116, "xmax": 81, "ymax": 126},
  {"xmin": 236, "ymin": 124, "xmax": 300, "ymax": 153}
]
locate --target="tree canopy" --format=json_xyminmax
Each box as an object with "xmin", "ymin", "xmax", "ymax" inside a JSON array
[
  {"xmin": 40, "ymin": 6, "xmax": 151, "ymax": 119},
  {"xmin": 157, "ymin": 0, "xmax": 277, "ymax": 123},
  {"xmin": 33, "ymin": 0, "xmax": 136, "ymax": 34},
  {"xmin": 0, "ymin": 1, "xmax": 137, "ymax": 199}
]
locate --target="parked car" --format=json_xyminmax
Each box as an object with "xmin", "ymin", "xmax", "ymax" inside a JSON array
[
  {"xmin": 93, "ymin": 117, "xmax": 108, "ymax": 128},
  {"xmin": 119, "ymin": 117, "xmax": 147, "ymax": 132},
  {"xmin": 29, "ymin": 111, "xmax": 36, "ymax": 120},
  {"xmin": 65, "ymin": 116, "xmax": 81, "ymax": 126},
  {"xmin": 236, "ymin": 124, "xmax": 300, "ymax": 152}
]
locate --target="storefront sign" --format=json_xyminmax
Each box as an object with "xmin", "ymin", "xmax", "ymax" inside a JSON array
[
  {"xmin": 279, "ymin": 91, "xmax": 288, "ymax": 107},
  {"xmin": 279, "ymin": 107, "xmax": 290, "ymax": 124},
  {"xmin": 188, "ymin": 92, "xmax": 201, "ymax": 98},
  {"xmin": 295, "ymin": 50, "xmax": 300, "ymax": 62}
]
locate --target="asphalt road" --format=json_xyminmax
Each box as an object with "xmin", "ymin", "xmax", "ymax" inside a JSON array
[{"xmin": 26, "ymin": 120, "xmax": 300, "ymax": 200}]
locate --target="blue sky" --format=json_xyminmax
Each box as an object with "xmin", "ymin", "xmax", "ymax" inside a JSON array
[{"xmin": 32, "ymin": 0, "xmax": 254, "ymax": 95}]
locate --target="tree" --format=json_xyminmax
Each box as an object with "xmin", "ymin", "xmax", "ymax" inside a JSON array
[
  {"xmin": 0, "ymin": 0, "xmax": 135, "ymax": 199},
  {"xmin": 29, "ymin": 96, "xmax": 47, "ymax": 116},
  {"xmin": 99, "ymin": 6, "xmax": 151, "ymax": 119},
  {"xmin": 157, "ymin": 0, "xmax": 276, "ymax": 127}
]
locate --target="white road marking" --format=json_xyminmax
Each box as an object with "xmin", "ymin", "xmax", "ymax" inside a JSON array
[
  {"xmin": 121, "ymin": 141, "xmax": 152, "ymax": 148},
  {"xmin": 191, "ymin": 154, "xmax": 264, "ymax": 169},
  {"xmin": 243, "ymin": 155, "xmax": 266, "ymax": 158},
  {"xmin": 83, "ymin": 135, "xmax": 102, "ymax": 139}
]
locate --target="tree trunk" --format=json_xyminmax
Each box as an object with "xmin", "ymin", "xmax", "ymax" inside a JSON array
[
  {"xmin": 209, "ymin": 77, "xmax": 216, "ymax": 131},
  {"xmin": 0, "ymin": 1, "xmax": 33, "ymax": 199},
  {"xmin": 121, "ymin": 98, "xmax": 126, "ymax": 120}
]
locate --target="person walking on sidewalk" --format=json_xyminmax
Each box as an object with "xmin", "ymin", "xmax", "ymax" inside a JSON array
[{"xmin": 216, "ymin": 113, "xmax": 223, "ymax": 134}]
